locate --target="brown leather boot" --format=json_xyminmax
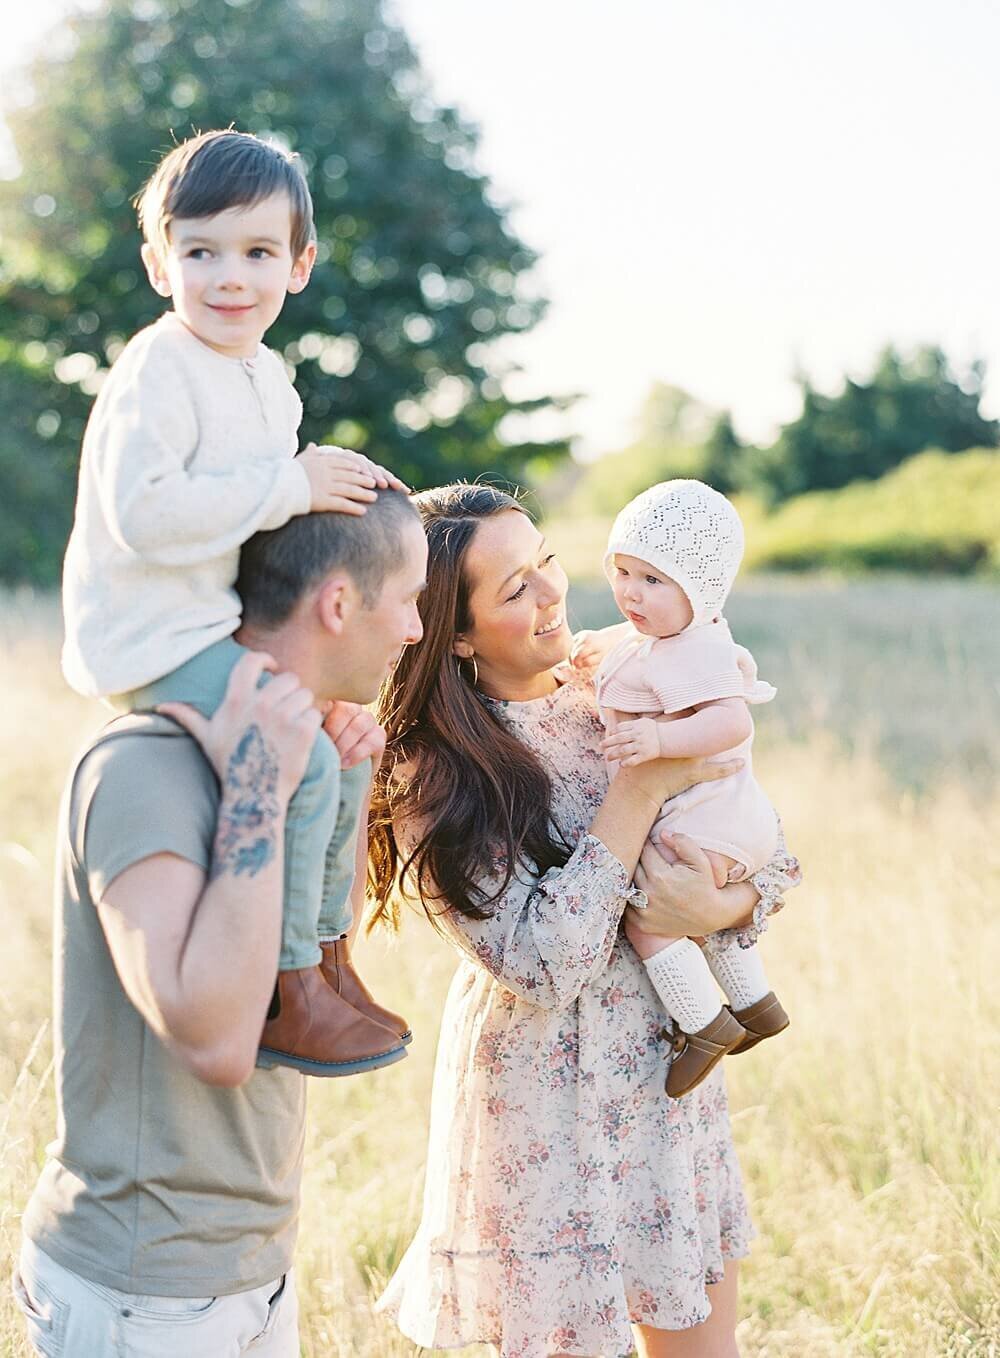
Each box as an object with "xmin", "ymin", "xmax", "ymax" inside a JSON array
[
  {"xmin": 728, "ymin": 992, "xmax": 789, "ymax": 1054},
  {"xmin": 319, "ymin": 939, "xmax": 412, "ymax": 1045},
  {"xmin": 665, "ymin": 1008, "xmax": 747, "ymax": 1098},
  {"xmin": 258, "ymin": 965, "xmax": 407, "ymax": 1077}
]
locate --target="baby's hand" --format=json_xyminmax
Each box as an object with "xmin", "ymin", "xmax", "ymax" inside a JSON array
[
  {"xmin": 601, "ymin": 717, "xmax": 660, "ymax": 766},
  {"xmin": 297, "ymin": 444, "xmax": 409, "ymax": 515},
  {"xmin": 568, "ymin": 629, "xmax": 603, "ymax": 678}
]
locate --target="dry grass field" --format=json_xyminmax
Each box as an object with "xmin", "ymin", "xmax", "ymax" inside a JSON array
[{"xmin": 1, "ymin": 580, "xmax": 998, "ymax": 1357}]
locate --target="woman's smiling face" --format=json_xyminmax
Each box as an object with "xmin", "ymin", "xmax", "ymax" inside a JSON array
[{"xmin": 455, "ymin": 510, "xmax": 570, "ymax": 699}]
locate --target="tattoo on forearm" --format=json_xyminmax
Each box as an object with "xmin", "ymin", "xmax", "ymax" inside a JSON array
[{"xmin": 210, "ymin": 725, "xmax": 280, "ymax": 880}]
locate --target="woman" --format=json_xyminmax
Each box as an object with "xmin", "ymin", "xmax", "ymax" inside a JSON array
[{"xmin": 369, "ymin": 484, "xmax": 800, "ymax": 1358}]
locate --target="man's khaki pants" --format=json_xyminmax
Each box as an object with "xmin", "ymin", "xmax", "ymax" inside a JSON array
[{"xmin": 13, "ymin": 1236, "xmax": 299, "ymax": 1356}]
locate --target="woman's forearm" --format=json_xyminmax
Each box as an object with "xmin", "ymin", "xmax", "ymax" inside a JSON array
[{"xmin": 588, "ymin": 771, "xmax": 665, "ymax": 876}]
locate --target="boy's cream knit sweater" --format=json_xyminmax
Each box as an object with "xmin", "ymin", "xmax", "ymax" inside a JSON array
[{"xmin": 62, "ymin": 312, "xmax": 312, "ymax": 697}]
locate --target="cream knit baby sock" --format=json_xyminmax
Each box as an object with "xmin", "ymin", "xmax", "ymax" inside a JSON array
[
  {"xmin": 704, "ymin": 939, "xmax": 770, "ymax": 1010},
  {"xmin": 643, "ymin": 938, "xmax": 724, "ymax": 1034}
]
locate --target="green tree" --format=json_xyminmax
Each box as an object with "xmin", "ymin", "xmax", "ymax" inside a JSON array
[
  {"xmin": 699, "ymin": 411, "xmax": 745, "ymax": 496},
  {"xmin": 760, "ymin": 345, "xmax": 998, "ymax": 501},
  {"xmin": 0, "ymin": 341, "xmax": 82, "ymax": 585},
  {"xmin": 0, "ymin": 0, "xmax": 568, "ymax": 584}
]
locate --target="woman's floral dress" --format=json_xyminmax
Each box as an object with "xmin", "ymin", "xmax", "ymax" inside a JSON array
[{"xmin": 377, "ymin": 676, "xmax": 800, "ymax": 1358}]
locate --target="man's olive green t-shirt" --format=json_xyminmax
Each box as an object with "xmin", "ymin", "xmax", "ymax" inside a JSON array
[{"xmin": 22, "ymin": 719, "xmax": 307, "ymax": 1296}]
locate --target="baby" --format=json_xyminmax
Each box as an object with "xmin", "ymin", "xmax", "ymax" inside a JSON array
[
  {"xmin": 574, "ymin": 479, "xmax": 789, "ymax": 1097},
  {"xmin": 61, "ymin": 129, "xmax": 410, "ymax": 1078}
]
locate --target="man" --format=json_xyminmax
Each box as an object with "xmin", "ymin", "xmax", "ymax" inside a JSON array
[{"xmin": 14, "ymin": 489, "xmax": 427, "ymax": 1357}]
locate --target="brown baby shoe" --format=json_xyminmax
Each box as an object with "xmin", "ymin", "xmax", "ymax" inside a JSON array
[
  {"xmin": 319, "ymin": 938, "xmax": 412, "ymax": 1045},
  {"xmin": 258, "ymin": 965, "xmax": 407, "ymax": 1077},
  {"xmin": 728, "ymin": 992, "xmax": 790, "ymax": 1054},
  {"xmin": 665, "ymin": 1008, "xmax": 748, "ymax": 1098}
]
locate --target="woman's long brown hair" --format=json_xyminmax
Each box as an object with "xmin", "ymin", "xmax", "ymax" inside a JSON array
[{"xmin": 368, "ymin": 483, "xmax": 573, "ymax": 930}]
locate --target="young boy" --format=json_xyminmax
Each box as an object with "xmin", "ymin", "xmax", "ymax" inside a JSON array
[{"xmin": 61, "ymin": 128, "xmax": 410, "ymax": 1077}]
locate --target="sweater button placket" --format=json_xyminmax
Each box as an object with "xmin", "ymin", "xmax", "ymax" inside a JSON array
[{"xmin": 242, "ymin": 358, "xmax": 268, "ymax": 424}]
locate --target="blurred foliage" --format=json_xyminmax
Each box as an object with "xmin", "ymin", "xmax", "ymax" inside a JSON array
[
  {"xmin": 742, "ymin": 448, "xmax": 1000, "ymax": 574},
  {"xmin": 0, "ymin": 341, "xmax": 82, "ymax": 586},
  {"xmin": 546, "ymin": 449, "xmax": 1000, "ymax": 584},
  {"xmin": 745, "ymin": 345, "xmax": 999, "ymax": 503},
  {"xmin": 559, "ymin": 382, "xmax": 718, "ymax": 517},
  {"xmin": 699, "ymin": 411, "xmax": 743, "ymax": 496},
  {"xmin": 0, "ymin": 0, "xmax": 570, "ymax": 585},
  {"xmin": 558, "ymin": 346, "xmax": 999, "ymax": 528}
]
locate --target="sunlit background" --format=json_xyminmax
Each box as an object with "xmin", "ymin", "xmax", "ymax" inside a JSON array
[
  {"xmin": 1, "ymin": 5, "xmax": 997, "ymax": 1355},
  {"xmin": 5, "ymin": 0, "xmax": 1000, "ymax": 456}
]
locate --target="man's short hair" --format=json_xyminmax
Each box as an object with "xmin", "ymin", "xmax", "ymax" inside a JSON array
[
  {"xmin": 135, "ymin": 129, "xmax": 315, "ymax": 260},
  {"xmin": 237, "ymin": 489, "xmax": 420, "ymax": 626}
]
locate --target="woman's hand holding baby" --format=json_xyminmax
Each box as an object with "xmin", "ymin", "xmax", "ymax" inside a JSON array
[
  {"xmin": 297, "ymin": 444, "xmax": 409, "ymax": 514},
  {"xmin": 629, "ymin": 831, "xmax": 758, "ymax": 938}
]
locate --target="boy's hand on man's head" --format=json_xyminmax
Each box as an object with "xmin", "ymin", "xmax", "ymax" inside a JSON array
[
  {"xmin": 313, "ymin": 444, "xmax": 410, "ymax": 493},
  {"xmin": 297, "ymin": 443, "xmax": 410, "ymax": 515},
  {"xmin": 297, "ymin": 444, "xmax": 377, "ymax": 515}
]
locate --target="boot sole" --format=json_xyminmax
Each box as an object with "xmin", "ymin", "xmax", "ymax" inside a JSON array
[
  {"xmin": 729, "ymin": 1016, "xmax": 790, "ymax": 1055},
  {"xmin": 256, "ymin": 1042, "xmax": 408, "ymax": 1077}
]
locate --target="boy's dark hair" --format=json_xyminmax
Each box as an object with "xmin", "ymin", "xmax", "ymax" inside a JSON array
[
  {"xmin": 237, "ymin": 489, "xmax": 420, "ymax": 626},
  {"xmin": 135, "ymin": 129, "xmax": 315, "ymax": 260}
]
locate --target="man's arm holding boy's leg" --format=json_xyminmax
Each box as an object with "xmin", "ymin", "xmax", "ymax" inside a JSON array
[{"xmin": 97, "ymin": 652, "xmax": 320, "ymax": 1087}]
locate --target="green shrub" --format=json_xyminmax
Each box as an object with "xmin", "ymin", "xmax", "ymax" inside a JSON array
[
  {"xmin": 745, "ymin": 448, "xmax": 1000, "ymax": 575},
  {"xmin": 547, "ymin": 448, "xmax": 1000, "ymax": 580}
]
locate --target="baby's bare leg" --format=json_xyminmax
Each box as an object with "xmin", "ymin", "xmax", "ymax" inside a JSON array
[
  {"xmin": 624, "ymin": 910, "xmax": 680, "ymax": 960},
  {"xmin": 625, "ymin": 833, "xmax": 682, "ymax": 959}
]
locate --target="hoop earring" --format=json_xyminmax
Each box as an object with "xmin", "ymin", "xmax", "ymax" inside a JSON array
[{"xmin": 457, "ymin": 654, "xmax": 479, "ymax": 688}]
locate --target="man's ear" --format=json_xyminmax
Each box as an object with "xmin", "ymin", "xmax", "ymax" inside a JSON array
[
  {"xmin": 287, "ymin": 240, "xmax": 317, "ymax": 295},
  {"xmin": 452, "ymin": 636, "xmax": 475, "ymax": 660},
  {"xmin": 141, "ymin": 242, "xmax": 173, "ymax": 298},
  {"xmin": 316, "ymin": 575, "xmax": 357, "ymax": 635}
]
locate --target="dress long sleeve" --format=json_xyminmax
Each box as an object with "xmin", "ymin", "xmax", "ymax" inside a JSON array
[
  {"xmin": 428, "ymin": 835, "xmax": 645, "ymax": 1013},
  {"xmin": 723, "ymin": 818, "xmax": 801, "ymax": 949}
]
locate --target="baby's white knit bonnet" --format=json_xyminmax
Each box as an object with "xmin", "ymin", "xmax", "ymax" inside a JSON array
[{"xmin": 605, "ymin": 479, "xmax": 744, "ymax": 629}]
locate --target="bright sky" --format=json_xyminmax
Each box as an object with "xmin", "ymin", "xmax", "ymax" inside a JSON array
[{"xmin": 5, "ymin": 0, "xmax": 1000, "ymax": 457}]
